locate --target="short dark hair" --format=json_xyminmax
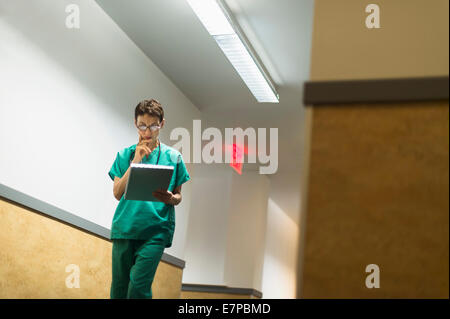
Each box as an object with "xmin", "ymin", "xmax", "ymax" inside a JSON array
[{"xmin": 134, "ymin": 99, "xmax": 164, "ymax": 123}]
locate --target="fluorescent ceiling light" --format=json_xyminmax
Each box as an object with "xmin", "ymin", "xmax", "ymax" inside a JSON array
[
  {"xmin": 186, "ymin": 0, "xmax": 279, "ymax": 103},
  {"xmin": 186, "ymin": 0, "xmax": 234, "ymax": 35}
]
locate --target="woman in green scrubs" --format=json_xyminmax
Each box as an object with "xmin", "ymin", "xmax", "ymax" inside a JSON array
[{"xmin": 108, "ymin": 99, "xmax": 190, "ymax": 299}]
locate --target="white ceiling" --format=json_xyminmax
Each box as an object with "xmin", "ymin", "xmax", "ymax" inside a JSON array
[{"xmin": 95, "ymin": 0, "xmax": 315, "ymax": 221}]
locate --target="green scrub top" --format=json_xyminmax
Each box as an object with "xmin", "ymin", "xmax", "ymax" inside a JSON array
[{"xmin": 108, "ymin": 141, "xmax": 190, "ymax": 248}]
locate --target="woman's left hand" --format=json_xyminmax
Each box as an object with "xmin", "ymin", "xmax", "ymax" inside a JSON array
[{"xmin": 152, "ymin": 189, "xmax": 176, "ymax": 205}]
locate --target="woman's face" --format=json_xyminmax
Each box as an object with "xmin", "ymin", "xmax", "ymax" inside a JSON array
[{"xmin": 135, "ymin": 114, "xmax": 164, "ymax": 142}]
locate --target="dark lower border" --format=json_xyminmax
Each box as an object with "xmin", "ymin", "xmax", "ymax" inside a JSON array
[
  {"xmin": 0, "ymin": 183, "xmax": 185, "ymax": 269},
  {"xmin": 182, "ymin": 283, "xmax": 262, "ymax": 299},
  {"xmin": 303, "ymin": 76, "xmax": 449, "ymax": 105}
]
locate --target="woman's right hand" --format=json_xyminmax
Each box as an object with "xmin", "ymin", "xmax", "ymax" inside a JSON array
[{"xmin": 132, "ymin": 136, "xmax": 154, "ymax": 163}]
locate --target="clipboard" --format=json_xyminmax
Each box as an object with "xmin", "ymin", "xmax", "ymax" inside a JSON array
[{"xmin": 124, "ymin": 163, "xmax": 174, "ymax": 201}]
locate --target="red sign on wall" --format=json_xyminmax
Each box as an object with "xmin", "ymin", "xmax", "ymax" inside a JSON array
[{"xmin": 230, "ymin": 143, "xmax": 243, "ymax": 175}]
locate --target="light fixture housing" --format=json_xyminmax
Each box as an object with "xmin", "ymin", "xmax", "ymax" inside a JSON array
[{"xmin": 186, "ymin": 0, "xmax": 279, "ymax": 103}]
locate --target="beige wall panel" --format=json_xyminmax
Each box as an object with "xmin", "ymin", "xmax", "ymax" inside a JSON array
[
  {"xmin": 0, "ymin": 198, "xmax": 183, "ymax": 299},
  {"xmin": 310, "ymin": 0, "xmax": 449, "ymax": 80}
]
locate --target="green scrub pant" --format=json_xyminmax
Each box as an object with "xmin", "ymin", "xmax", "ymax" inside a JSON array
[{"xmin": 110, "ymin": 237, "xmax": 166, "ymax": 299}]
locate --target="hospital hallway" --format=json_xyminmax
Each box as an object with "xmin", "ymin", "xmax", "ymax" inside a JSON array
[{"xmin": 0, "ymin": 0, "xmax": 448, "ymax": 300}]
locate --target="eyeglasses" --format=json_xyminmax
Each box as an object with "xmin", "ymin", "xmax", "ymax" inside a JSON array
[{"xmin": 136, "ymin": 123, "xmax": 161, "ymax": 132}]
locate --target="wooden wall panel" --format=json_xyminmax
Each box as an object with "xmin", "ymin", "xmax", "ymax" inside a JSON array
[
  {"xmin": 302, "ymin": 101, "xmax": 449, "ymax": 298},
  {"xmin": 0, "ymin": 198, "xmax": 183, "ymax": 299}
]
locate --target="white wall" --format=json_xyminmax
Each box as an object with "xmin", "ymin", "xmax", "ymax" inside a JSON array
[
  {"xmin": 182, "ymin": 164, "xmax": 232, "ymax": 285},
  {"xmin": 261, "ymin": 196, "xmax": 299, "ymax": 299},
  {"xmin": 183, "ymin": 161, "xmax": 270, "ymax": 291},
  {"xmin": 224, "ymin": 172, "xmax": 270, "ymax": 291},
  {"xmin": 0, "ymin": 0, "xmax": 201, "ymax": 260}
]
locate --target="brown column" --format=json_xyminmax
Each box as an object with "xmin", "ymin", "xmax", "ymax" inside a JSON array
[{"xmin": 300, "ymin": 0, "xmax": 449, "ymax": 298}]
